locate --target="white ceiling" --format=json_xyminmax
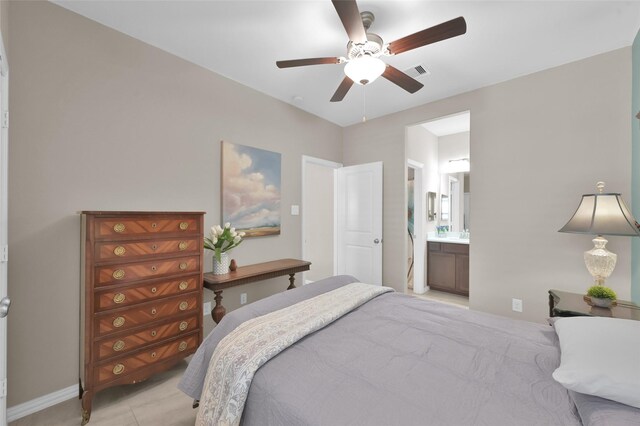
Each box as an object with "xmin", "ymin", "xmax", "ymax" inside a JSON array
[
  {"xmin": 421, "ymin": 111, "xmax": 470, "ymax": 136},
  {"xmin": 52, "ymin": 1, "xmax": 640, "ymax": 127}
]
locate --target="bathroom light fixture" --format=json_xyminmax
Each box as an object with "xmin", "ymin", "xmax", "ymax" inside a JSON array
[
  {"xmin": 445, "ymin": 158, "xmax": 470, "ymax": 173},
  {"xmin": 344, "ymin": 56, "xmax": 386, "ymax": 85},
  {"xmin": 559, "ymin": 182, "xmax": 640, "ymax": 286}
]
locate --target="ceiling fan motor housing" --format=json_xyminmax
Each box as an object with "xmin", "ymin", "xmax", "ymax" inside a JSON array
[{"xmin": 347, "ymin": 33, "xmax": 384, "ymax": 60}]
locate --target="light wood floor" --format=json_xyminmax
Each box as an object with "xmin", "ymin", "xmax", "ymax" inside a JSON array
[
  {"xmin": 10, "ymin": 360, "xmax": 197, "ymax": 426},
  {"xmin": 412, "ymin": 288, "xmax": 470, "ymax": 308}
]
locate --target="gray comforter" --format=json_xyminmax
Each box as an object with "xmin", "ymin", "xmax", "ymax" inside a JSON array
[{"xmin": 179, "ymin": 276, "xmax": 638, "ymax": 425}]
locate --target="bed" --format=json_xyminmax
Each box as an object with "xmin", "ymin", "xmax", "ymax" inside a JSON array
[{"xmin": 179, "ymin": 275, "xmax": 640, "ymax": 425}]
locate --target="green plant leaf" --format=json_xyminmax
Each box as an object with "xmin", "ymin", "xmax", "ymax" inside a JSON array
[{"xmin": 586, "ymin": 285, "xmax": 617, "ymax": 300}]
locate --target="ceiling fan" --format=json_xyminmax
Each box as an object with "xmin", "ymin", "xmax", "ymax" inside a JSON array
[{"xmin": 276, "ymin": 0, "xmax": 467, "ymax": 102}]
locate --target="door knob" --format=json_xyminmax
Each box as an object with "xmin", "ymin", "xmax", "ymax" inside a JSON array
[
  {"xmin": 373, "ymin": 238, "xmax": 380, "ymax": 244},
  {"xmin": 0, "ymin": 297, "xmax": 10, "ymax": 318}
]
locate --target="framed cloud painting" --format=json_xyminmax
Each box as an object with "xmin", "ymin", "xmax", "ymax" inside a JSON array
[{"xmin": 221, "ymin": 141, "xmax": 281, "ymax": 237}]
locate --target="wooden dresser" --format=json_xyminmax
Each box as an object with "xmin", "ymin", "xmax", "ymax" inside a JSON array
[{"xmin": 79, "ymin": 211, "xmax": 204, "ymax": 425}]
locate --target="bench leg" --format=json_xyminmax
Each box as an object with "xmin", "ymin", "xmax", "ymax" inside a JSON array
[{"xmin": 287, "ymin": 273, "xmax": 296, "ymax": 290}]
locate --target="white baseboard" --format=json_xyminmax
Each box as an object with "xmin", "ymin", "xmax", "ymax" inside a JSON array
[{"xmin": 7, "ymin": 384, "xmax": 77, "ymax": 422}]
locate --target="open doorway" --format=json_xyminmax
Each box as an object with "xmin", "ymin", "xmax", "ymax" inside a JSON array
[
  {"xmin": 301, "ymin": 156, "xmax": 342, "ymax": 284},
  {"xmin": 302, "ymin": 157, "xmax": 383, "ymax": 285},
  {"xmin": 405, "ymin": 111, "xmax": 470, "ymax": 307}
]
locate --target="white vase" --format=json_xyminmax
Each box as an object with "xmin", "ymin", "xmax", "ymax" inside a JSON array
[{"xmin": 212, "ymin": 252, "xmax": 231, "ymax": 275}]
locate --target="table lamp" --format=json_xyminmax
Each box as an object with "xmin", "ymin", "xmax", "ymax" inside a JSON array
[{"xmin": 559, "ymin": 182, "xmax": 640, "ymax": 286}]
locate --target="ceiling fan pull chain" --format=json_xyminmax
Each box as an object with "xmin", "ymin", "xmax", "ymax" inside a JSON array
[{"xmin": 362, "ymin": 85, "xmax": 367, "ymax": 123}]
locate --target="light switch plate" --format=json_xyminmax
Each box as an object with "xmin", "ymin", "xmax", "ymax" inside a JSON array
[{"xmin": 291, "ymin": 205, "xmax": 300, "ymax": 215}]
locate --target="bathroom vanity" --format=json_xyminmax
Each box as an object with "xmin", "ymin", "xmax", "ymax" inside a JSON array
[{"xmin": 427, "ymin": 237, "xmax": 469, "ymax": 296}]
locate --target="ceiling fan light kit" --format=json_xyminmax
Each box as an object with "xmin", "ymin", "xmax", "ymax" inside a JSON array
[
  {"xmin": 277, "ymin": 0, "xmax": 467, "ymax": 102},
  {"xmin": 344, "ymin": 56, "xmax": 386, "ymax": 85}
]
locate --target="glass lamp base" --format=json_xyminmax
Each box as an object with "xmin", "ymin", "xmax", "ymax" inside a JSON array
[{"xmin": 584, "ymin": 235, "xmax": 616, "ymax": 286}]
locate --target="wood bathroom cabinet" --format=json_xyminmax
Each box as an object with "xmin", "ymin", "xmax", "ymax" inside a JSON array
[{"xmin": 427, "ymin": 242, "xmax": 469, "ymax": 296}]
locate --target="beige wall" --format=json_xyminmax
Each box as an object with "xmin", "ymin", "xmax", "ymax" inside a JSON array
[
  {"xmin": 1, "ymin": 1, "xmax": 8, "ymax": 58},
  {"xmin": 7, "ymin": 1, "xmax": 342, "ymax": 406},
  {"xmin": 344, "ymin": 48, "xmax": 632, "ymax": 320}
]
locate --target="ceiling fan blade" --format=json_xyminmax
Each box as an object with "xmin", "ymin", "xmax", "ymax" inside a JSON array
[
  {"xmin": 331, "ymin": 0, "xmax": 367, "ymax": 44},
  {"xmin": 382, "ymin": 65, "xmax": 424, "ymax": 93},
  {"xmin": 388, "ymin": 16, "xmax": 467, "ymax": 55},
  {"xmin": 330, "ymin": 76, "xmax": 354, "ymax": 102},
  {"xmin": 276, "ymin": 57, "xmax": 341, "ymax": 68}
]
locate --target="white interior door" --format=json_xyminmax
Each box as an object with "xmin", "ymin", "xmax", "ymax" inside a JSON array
[
  {"xmin": 336, "ymin": 162, "xmax": 383, "ymax": 285},
  {"xmin": 0, "ymin": 34, "xmax": 9, "ymax": 426}
]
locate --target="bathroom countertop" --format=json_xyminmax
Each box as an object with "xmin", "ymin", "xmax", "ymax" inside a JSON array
[{"xmin": 426, "ymin": 235, "xmax": 470, "ymax": 245}]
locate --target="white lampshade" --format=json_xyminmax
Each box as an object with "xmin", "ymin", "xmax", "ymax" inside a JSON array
[{"xmin": 344, "ymin": 56, "xmax": 386, "ymax": 85}]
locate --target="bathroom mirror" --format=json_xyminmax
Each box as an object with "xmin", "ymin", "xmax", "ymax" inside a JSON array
[
  {"xmin": 427, "ymin": 192, "xmax": 436, "ymax": 221},
  {"xmin": 440, "ymin": 194, "xmax": 450, "ymax": 221}
]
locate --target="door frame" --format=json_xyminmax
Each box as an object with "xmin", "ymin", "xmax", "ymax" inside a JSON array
[
  {"xmin": 449, "ymin": 176, "xmax": 459, "ymax": 232},
  {"xmin": 0, "ymin": 28, "xmax": 9, "ymax": 426},
  {"xmin": 407, "ymin": 159, "xmax": 425, "ymax": 294},
  {"xmin": 301, "ymin": 155, "xmax": 342, "ymax": 284}
]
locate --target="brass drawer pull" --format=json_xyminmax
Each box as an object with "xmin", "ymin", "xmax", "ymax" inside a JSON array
[
  {"xmin": 151, "ymin": 222, "xmax": 158, "ymax": 229},
  {"xmin": 178, "ymin": 341, "xmax": 188, "ymax": 352},
  {"xmin": 150, "ymin": 330, "xmax": 157, "ymax": 337},
  {"xmin": 113, "ymin": 364, "xmax": 125, "ymax": 375},
  {"xmin": 179, "ymin": 321, "xmax": 188, "ymax": 331},
  {"xmin": 151, "ymin": 308, "xmax": 157, "ymax": 315},
  {"xmin": 113, "ymin": 223, "xmax": 125, "ymax": 233},
  {"xmin": 112, "ymin": 269, "xmax": 125, "ymax": 280},
  {"xmin": 113, "ymin": 340, "xmax": 125, "ymax": 352},
  {"xmin": 178, "ymin": 241, "xmax": 188, "ymax": 251},
  {"xmin": 151, "ymin": 287, "xmax": 157, "ymax": 294},
  {"xmin": 113, "ymin": 246, "xmax": 126, "ymax": 256},
  {"xmin": 151, "ymin": 244, "xmax": 158, "ymax": 250},
  {"xmin": 151, "ymin": 351, "xmax": 157, "ymax": 358},
  {"xmin": 179, "ymin": 262, "xmax": 187, "ymax": 270},
  {"xmin": 179, "ymin": 222, "xmax": 189, "ymax": 230},
  {"xmin": 113, "ymin": 293, "xmax": 126, "ymax": 304},
  {"xmin": 178, "ymin": 281, "xmax": 188, "ymax": 291},
  {"xmin": 179, "ymin": 301, "xmax": 188, "ymax": 311},
  {"xmin": 151, "ymin": 265, "xmax": 157, "ymax": 272},
  {"xmin": 113, "ymin": 317, "xmax": 125, "ymax": 328}
]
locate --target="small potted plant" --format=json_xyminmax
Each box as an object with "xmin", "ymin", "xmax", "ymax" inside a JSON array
[{"xmin": 586, "ymin": 285, "xmax": 617, "ymax": 308}]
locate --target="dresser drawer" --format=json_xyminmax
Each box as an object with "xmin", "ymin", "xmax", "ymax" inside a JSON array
[
  {"xmin": 95, "ymin": 256, "xmax": 200, "ymax": 287},
  {"xmin": 95, "ymin": 275, "xmax": 199, "ymax": 311},
  {"xmin": 96, "ymin": 316, "xmax": 199, "ymax": 361},
  {"xmin": 95, "ymin": 333, "xmax": 198, "ymax": 386},
  {"xmin": 96, "ymin": 237, "xmax": 200, "ymax": 261},
  {"xmin": 95, "ymin": 216, "xmax": 200, "ymax": 240},
  {"xmin": 96, "ymin": 295, "xmax": 199, "ymax": 336}
]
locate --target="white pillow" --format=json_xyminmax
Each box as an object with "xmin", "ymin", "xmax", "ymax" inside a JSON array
[{"xmin": 552, "ymin": 316, "xmax": 640, "ymax": 408}]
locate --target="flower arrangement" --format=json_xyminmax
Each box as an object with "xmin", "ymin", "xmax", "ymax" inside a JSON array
[{"xmin": 204, "ymin": 223, "xmax": 245, "ymax": 262}]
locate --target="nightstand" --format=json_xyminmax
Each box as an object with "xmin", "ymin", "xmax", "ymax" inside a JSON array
[{"xmin": 549, "ymin": 289, "xmax": 640, "ymax": 320}]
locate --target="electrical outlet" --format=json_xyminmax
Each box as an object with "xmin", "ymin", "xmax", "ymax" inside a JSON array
[
  {"xmin": 512, "ymin": 298, "xmax": 523, "ymax": 313},
  {"xmin": 240, "ymin": 293, "xmax": 247, "ymax": 305},
  {"xmin": 203, "ymin": 301, "xmax": 211, "ymax": 317}
]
